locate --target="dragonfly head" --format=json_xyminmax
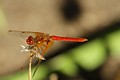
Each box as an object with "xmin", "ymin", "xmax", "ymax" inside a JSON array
[{"xmin": 26, "ymin": 36, "xmax": 34, "ymax": 45}]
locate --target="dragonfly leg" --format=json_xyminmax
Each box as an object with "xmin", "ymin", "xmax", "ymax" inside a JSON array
[
  {"xmin": 32, "ymin": 41, "xmax": 54, "ymax": 78},
  {"xmin": 35, "ymin": 40, "xmax": 53, "ymax": 60},
  {"xmin": 41, "ymin": 41, "xmax": 54, "ymax": 57},
  {"xmin": 36, "ymin": 44, "xmax": 46, "ymax": 60}
]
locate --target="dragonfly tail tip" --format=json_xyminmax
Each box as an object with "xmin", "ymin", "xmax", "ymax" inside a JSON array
[{"xmin": 84, "ymin": 38, "xmax": 88, "ymax": 42}]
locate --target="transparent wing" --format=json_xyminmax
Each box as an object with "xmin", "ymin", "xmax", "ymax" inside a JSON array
[{"xmin": 8, "ymin": 30, "xmax": 44, "ymax": 38}]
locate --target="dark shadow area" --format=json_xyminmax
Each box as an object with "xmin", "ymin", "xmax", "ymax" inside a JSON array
[
  {"xmin": 79, "ymin": 66, "xmax": 102, "ymax": 80},
  {"xmin": 60, "ymin": 0, "xmax": 82, "ymax": 22}
]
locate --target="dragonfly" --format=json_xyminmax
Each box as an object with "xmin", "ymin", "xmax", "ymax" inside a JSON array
[{"xmin": 8, "ymin": 30, "xmax": 88, "ymax": 80}]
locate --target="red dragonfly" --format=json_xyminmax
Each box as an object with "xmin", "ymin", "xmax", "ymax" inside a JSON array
[{"xmin": 8, "ymin": 30, "xmax": 88, "ymax": 80}]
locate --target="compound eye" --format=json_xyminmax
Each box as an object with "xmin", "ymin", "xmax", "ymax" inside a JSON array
[{"xmin": 26, "ymin": 36, "xmax": 34, "ymax": 45}]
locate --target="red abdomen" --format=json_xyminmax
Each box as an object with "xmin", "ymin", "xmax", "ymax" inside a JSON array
[{"xmin": 51, "ymin": 36, "xmax": 88, "ymax": 42}]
